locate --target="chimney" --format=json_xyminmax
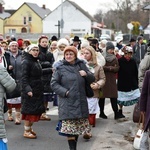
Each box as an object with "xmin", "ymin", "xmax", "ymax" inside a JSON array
[
  {"xmin": 0, "ymin": 4, "xmax": 3, "ymax": 13},
  {"xmin": 42, "ymin": 4, "xmax": 46, "ymax": 9}
]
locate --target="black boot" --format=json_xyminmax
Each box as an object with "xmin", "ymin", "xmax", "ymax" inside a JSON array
[
  {"xmin": 99, "ymin": 112, "xmax": 107, "ymax": 119},
  {"xmin": 99, "ymin": 98, "xmax": 107, "ymax": 119},
  {"xmin": 114, "ymin": 111, "xmax": 125, "ymax": 120},
  {"xmin": 119, "ymin": 109, "xmax": 125, "ymax": 118},
  {"xmin": 68, "ymin": 140, "xmax": 77, "ymax": 150}
]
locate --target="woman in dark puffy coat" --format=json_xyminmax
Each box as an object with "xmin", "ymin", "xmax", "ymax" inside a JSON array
[
  {"xmin": 38, "ymin": 35, "xmax": 54, "ymax": 120},
  {"xmin": 51, "ymin": 46, "xmax": 95, "ymax": 150},
  {"xmin": 21, "ymin": 44, "xmax": 45, "ymax": 139}
]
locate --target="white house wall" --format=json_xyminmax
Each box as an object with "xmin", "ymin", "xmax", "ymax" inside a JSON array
[{"xmin": 43, "ymin": 1, "xmax": 91, "ymax": 37}]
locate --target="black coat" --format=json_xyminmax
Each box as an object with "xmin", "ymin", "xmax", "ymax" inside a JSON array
[
  {"xmin": 117, "ymin": 56, "xmax": 138, "ymax": 92},
  {"xmin": 38, "ymin": 45, "xmax": 54, "ymax": 93},
  {"xmin": 21, "ymin": 52, "xmax": 45, "ymax": 115}
]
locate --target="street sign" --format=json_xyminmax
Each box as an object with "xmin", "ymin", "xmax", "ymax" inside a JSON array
[{"xmin": 127, "ymin": 23, "xmax": 134, "ymax": 30}]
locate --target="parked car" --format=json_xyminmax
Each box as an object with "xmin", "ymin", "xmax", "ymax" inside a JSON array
[
  {"xmin": 115, "ymin": 34, "xmax": 123, "ymax": 42},
  {"xmin": 100, "ymin": 34, "xmax": 111, "ymax": 41}
]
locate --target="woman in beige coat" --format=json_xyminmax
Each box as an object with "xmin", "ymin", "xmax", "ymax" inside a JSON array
[{"xmin": 83, "ymin": 46, "xmax": 106, "ymax": 138}]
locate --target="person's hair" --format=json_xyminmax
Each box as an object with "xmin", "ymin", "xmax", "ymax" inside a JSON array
[
  {"xmin": 38, "ymin": 35, "xmax": 48, "ymax": 43},
  {"xmin": 84, "ymin": 46, "xmax": 97, "ymax": 65}
]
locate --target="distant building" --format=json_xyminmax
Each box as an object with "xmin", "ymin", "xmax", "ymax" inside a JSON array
[
  {"xmin": 0, "ymin": 0, "xmax": 11, "ymax": 35},
  {"xmin": 43, "ymin": 0, "xmax": 97, "ymax": 38},
  {"xmin": 4, "ymin": 2, "xmax": 51, "ymax": 35}
]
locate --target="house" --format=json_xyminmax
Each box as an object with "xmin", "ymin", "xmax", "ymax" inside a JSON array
[
  {"xmin": 43, "ymin": 0, "xmax": 97, "ymax": 38},
  {"xmin": 0, "ymin": 0, "xmax": 11, "ymax": 35},
  {"xmin": 4, "ymin": 2, "xmax": 51, "ymax": 36}
]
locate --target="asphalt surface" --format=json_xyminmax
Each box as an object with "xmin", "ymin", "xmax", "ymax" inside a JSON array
[{"xmin": 5, "ymin": 101, "xmax": 138, "ymax": 150}]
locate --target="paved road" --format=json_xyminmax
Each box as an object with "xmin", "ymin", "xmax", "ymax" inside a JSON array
[{"xmin": 6, "ymin": 100, "xmax": 137, "ymax": 150}]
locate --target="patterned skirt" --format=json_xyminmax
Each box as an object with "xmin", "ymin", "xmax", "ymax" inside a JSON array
[
  {"xmin": 117, "ymin": 89, "xmax": 140, "ymax": 106},
  {"xmin": 56, "ymin": 118, "xmax": 90, "ymax": 136}
]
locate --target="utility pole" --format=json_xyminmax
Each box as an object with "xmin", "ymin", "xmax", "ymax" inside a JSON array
[
  {"xmin": 60, "ymin": 0, "xmax": 64, "ymax": 38},
  {"xmin": 55, "ymin": 21, "xmax": 60, "ymax": 39}
]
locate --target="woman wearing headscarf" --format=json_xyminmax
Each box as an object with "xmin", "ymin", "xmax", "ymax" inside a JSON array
[
  {"xmin": 99, "ymin": 42, "xmax": 124, "ymax": 120},
  {"xmin": 21, "ymin": 44, "xmax": 45, "ymax": 139},
  {"xmin": 117, "ymin": 46, "xmax": 140, "ymax": 117},
  {"xmin": 51, "ymin": 46, "xmax": 95, "ymax": 150}
]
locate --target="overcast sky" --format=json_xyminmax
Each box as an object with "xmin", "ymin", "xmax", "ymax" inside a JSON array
[{"xmin": 3, "ymin": 0, "xmax": 116, "ymax": 15}]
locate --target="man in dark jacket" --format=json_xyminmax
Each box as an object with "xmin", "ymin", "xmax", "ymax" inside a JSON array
[{"xmin": 133, "ymin": 36, "xmax": 147, "ymax": 67}]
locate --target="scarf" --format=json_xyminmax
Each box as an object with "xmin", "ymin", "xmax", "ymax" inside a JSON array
[
  {"xmin": 87, "ymin": 62, "xmax": 96, "ymax": 73},
  {"xmin": 105, "ymin": 52, "xmax": 116, "ymax": 62}
]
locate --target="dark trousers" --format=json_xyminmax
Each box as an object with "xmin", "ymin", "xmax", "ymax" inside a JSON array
[{"xmin": 99, "ymin": 98, "xmax": 118, "ymax": 113}]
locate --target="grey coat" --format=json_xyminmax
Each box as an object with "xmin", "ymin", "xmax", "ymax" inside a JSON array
[
  {"xmin": 51, "ymin": 59, "xmax": 95, "ymax": 120},
  {"xmin": 0, "ymin": 65, "xmax": 16, "ymax": 139},
  {"xmin": 138, "ymin": 46, "xmax": 150, "ymax": 91}
]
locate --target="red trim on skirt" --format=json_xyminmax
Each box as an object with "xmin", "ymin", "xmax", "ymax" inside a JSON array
[
  {"xmin": 7, "ymin": 103, "xmax": 21, "ymax": 109},
  {"xmin": 22, "ymin": 114, "xmax": 41, "ymax": 122}
]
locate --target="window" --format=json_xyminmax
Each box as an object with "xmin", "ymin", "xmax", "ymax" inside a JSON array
[
  {"xmin": 23, "ymin": 17, "xmax": 27, "ymax": 24},
  {"xmin": 9, "ymin": 29, "xmax": 16, "ymax": 34},
  {"xmin": 28, "ymin": 16, "xmax": 32, "ymax": 22}
]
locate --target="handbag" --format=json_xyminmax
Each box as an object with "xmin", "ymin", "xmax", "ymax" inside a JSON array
[
  {"xmin": 133, "ymin": 113, "xmax": 149, "ymax": 150},
  {"xmin": 84, "ymin": 79, "xmax": 94, "ymax": 98},
  {"xmin": 133, "ymin": 102, "xmax": 141, "ymax": 123},
  {"xmin": 6, "ymin": 80, "xmax": 21, "ymax": 99}
]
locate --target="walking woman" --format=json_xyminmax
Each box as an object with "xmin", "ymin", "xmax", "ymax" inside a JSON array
[
  {"xmin": 51, "ymin": 46, "xmax": 95, "ymax": 150},
  {"xmin": 117, "ymin": 46, "xmax": 140, "ymax": 117},
  {"xmin": 21, "ymin": 44, "xmax": 45, "ymax": 139},
  {"xmin": 83, "ymin": 46, "xmax": 106, "ymax": 127},
  {"xmin": 99, "ymin": 42, "xmax": 124, "ymax": 119}
]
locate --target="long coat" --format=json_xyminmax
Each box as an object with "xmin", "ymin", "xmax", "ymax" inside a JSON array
[
  {"xmin": 51, "ymin": 59, "xmax": 95, "ymax": 120},
  {"xmin": 38, "ymin": 45, "xmax": 54, "ymax": 93},
  {"xmin": 0, "ymin": 65, "xmax": 16, "ymax": 139},
  {"xmin": 101, "ymin": 58, "xmax": 119, "ymax": 98},
  {"xmin": 117, "ymin": 56, "xmax": 138, "ymax": 92},
  {"xmin": 21, "ymin": 52, "xmax": 45, "ymax": 115},
  {"xmin": 140, "ymin": 70, "xmax": 150, "ymax": 131}
]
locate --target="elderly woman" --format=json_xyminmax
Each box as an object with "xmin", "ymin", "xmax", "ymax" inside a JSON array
[
  {"xmin": 21, "ymin": 44, "xmax": 45, "ymax": 139},
  {"xmin": 117, "ymin": 46, "xmax": 140, "ymax": 117},
  {"xmin": 0, "ymin": 63, "xmax": 16, "ymax": 150},
  {"xmin": 51, "ymin": 46, "xmax": 95, "ymax": 150}
]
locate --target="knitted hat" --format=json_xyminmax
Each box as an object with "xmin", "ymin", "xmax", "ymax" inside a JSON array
[
  {"xmin": 64, "ymin": 46, "xmax": 77, "ymax": 58},
  {"xmin": 17, "ymin": 39, "xmax": 23, "ymax": 48},
  {"xmin": 9, "ymin": 41, "xmax": 18, "ymax": 47},
  {"xmin": 25, "ymin": 44, "xmax": 39, "ymax": 52},
  {"xmin": 81, "ymin": 40, "xmax": 89, "ymax": 48},
  {"xmin": 57, "ymin": 38, "xmax": 69, "ymax": 47},
  {"xmin": 106, "ymin": 42, "xmax": 115, "ymax": 51}
]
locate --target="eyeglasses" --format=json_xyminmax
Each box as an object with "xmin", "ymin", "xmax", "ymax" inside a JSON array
[{"xmin": 31, "ymin": 49, "xmax": 39, "ymax": 52}]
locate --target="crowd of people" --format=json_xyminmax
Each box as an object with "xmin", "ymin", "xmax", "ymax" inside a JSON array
[{"xmin": 0, "ymin": 34, "xmax": 150, "ymax": 150}]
